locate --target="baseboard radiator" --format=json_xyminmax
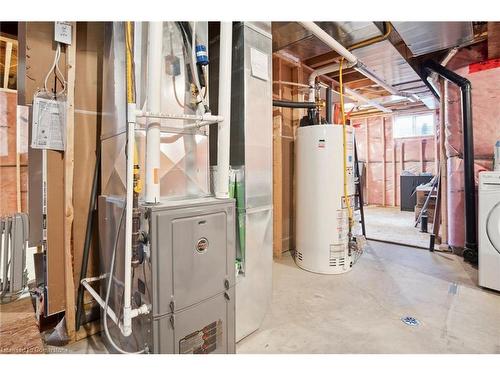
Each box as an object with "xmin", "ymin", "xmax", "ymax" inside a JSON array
[{"xmin": 0, "ymin": 213, "xmax": 29, "ymax": 300}]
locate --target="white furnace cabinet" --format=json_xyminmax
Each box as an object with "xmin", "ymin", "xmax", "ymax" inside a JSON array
[{"xmin": 295, "ymin": 124, "xmax": 355, "ymax": 275}]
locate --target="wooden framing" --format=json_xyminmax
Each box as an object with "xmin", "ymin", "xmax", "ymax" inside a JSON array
[
  {"xmin": 382, "ymin": 117, "xmax": 386, "ymax": 206},
  {"xmin": 393, "ymin": 143, "xmax": 397, "ymax": 207},
  {"xmin": 63, "ymin": 23, "xmax": 77, "ymax": 341},
  {"xmin": 273, "ymin": 56, "xmax": 283, "ymax": 259},
  {"xmin": 439, "ymin": 79, "xmax": 448, "ymax": 245},
  {"xmin": 364, "ymin": 118, "xmax": 370, "ymax": 196},
  {"xmin": 3, "ymin": 41, "xmax": 12, "ymax": 88},
  {"xmin": 419, "ymin": 139, "xmax": 425, "ymax": 173}
]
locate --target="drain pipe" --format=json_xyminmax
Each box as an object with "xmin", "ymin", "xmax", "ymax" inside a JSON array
[
  {"xmin": 145, "ymin": 22, "xmax": 163, "ymax": 204},
  {"xmin": 423, "ymin": 60, "xmax": 477, "ymax": 262},
  {"xmin": 326, "ymin": 87, "xmax": 333, "ymax": 123},
  {"xmin": 215, "ymin": 22, "xmax": 232, "ymax": 199}
]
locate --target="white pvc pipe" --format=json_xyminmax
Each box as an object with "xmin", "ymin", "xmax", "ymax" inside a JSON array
[
  {"xmin": 123, "ymin": 102, "xmax": 136, "ymax": 337},
  {"xmin": 215, "ymin": 22, "xmax": 232, "ymax": 199},
  {"xmin": 145, "ymin": 22, "xmax": 163, "ymax": 204},
  {"xmin": 299, "ymin": 22, "xmax": 357, "ymax": 65},
  {"xmin": 81, "ymin": 279, "xmax": 121, "ymax": 327},
  {"xmin": 302, "ymin": 21, "xmax": 414, "ymax": 108},
  {"xmin": 136, "ymin": 110, "xmax": 223, "ymax": 123},
  {"xmin": 344, "ymin": 87, "xmax": 392, "ymax": 113},
  {"xmin": 81, "ymin": 277, "xmax": 149, "ymax": 336}
]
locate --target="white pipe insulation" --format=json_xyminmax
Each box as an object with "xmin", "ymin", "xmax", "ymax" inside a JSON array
[
  {"xmin": 215, "ymin": 22, "xmax": 232, "ymax": 199},
  {"xmin": 298, "ymin": 21, "xmax": 357, "ymax": 65},
  {"xmin": 301, "ymin": 21, "xmax": 415, "ymax": 111},
  {"xmin": 145, "ymin": 22, "xmax": 163, "ymax": 204}
]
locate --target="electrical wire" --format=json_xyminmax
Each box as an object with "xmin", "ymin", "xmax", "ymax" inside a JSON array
[{"xmin": 43, "ymin": 43, "xmax": 66, "ymax": 97}]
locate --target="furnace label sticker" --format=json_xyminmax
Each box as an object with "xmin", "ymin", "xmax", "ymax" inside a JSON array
[{"xmin": 179, "ymin": 319, "xmax": 223, "ymax": 354}]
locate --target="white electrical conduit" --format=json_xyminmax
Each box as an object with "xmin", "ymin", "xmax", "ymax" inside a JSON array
[
  {"xmin": 215, "ymin": 22, "xmax": 232, "ymax": 199},
  {"xmin": 144, "ymin": 22, "xmax": 163, "ymax": 204}
]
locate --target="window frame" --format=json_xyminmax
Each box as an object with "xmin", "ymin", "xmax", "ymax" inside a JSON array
[{"xmin": 393, "ymin": 112, "xmax": 436, "ymax": 139}]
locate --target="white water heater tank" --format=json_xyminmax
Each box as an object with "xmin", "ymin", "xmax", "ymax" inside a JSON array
[{"xmin": 295, "ymin": 124, "xmax": 355, "ymax": 274}]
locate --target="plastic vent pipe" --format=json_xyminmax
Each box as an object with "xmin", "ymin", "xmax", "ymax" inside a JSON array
[
  {"xmin": 215, "ymin": 22, "xmax": 233, "ymax": 199},
  {"xmin": 145, "ymin": 22, "xmax": 163, "ymax": 204},
  {"xmin": 422, "ymin": 60, "xmax": 477, "ymax": 261}
]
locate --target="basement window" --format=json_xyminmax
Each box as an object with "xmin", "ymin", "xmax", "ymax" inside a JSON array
[{"xmin": 393, "ymin": 113, "xmax": 435, "ymax": 138}]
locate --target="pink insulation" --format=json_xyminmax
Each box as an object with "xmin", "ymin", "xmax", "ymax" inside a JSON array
[
  {"xmin": 445, "ymin": 45, "xmax": 500, "ymax": 248},
  {"xmin": 353, "ymin": 115, "xmax": 436, "ymax": 207}
]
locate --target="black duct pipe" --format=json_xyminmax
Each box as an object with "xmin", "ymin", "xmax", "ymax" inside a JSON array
[
  {"xmin": 273, "ymin": 99, "xmax": 316, "ymax": 109},
  {"xmin": 75, "ymin": 149, "xmax": 101, "ymax": 330},
  {"xmin": 326, "ymin": 87, "xmax": 333, "ymax": 123},
  {"xmin": 422, "ymin": 60, "xmax": 477, "ymax": 262}
]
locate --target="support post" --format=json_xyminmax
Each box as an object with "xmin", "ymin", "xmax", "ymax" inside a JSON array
[
  {"xmin": 273, "ymin": 57, "xmax": 283, "ymax": 259},
  {"xmin": 63, "ymin": 22, "xmax": 77, "ymax": 341},
  {"xmin": 382, "ymin": 117, "xmax": 386, "ymax": 206}
]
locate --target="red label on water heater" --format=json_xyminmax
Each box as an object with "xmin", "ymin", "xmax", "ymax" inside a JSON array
[{"xmin": 318, "ymin": 139, "xmax": 325, "ymax": 148}]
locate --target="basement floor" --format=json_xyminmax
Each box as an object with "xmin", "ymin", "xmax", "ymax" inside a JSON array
[
  {"xmin": 364, "ymin": 205, "xmax": 431, "ymax": 248},
  {"xmin": 236, "ymin": 242, "xmax": 500, "ymax": 354},
  {"xmin": 61, "ymin": 241, "xmax": 500, "ymax": 354}
]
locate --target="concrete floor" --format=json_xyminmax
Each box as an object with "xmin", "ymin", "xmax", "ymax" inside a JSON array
[
  {"xmin": 237, "ymin": 242, "xmax": 500, "ymax": 354},
  {"xmin": 364, "ymin": 206, "xmax": 431, "ymax": 248},
  {"xmin": 56, "ymin": 241, "xmax": 500, "ymax": 354}
]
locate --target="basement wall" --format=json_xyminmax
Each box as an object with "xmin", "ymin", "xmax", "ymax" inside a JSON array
[
  {"xmin": 353, "ymin": 114, "xmax": 437, "ymax": 207},
  {"xmin": 444, "ymin": 42, "xmax": 500, "ymax": 249},
  {"xmin": 17, "ymin": 22, "xmax": 104, "ymax": 317},
  {"xmin": 0, "ymin": 90, "xmax": 28, "ymax": 216}
]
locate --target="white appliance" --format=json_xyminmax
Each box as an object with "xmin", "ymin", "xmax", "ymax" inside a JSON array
[
  {"xmin": 295, "ymin": 124, "xmax": 355, "ymax": 274},
  {"xmin": 478, "ymin": 171, "xmax": 500, "ymax": 291}
]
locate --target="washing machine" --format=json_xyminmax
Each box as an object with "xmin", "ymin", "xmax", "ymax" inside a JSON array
[{"xmin": 478, "ymin": 171, "xmax": 500, "ymax": 291}]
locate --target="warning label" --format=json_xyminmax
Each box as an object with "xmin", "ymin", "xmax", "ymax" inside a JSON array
[{"xmin": 179, "ymin": 320, "xmax": 223, "ymax": 354}]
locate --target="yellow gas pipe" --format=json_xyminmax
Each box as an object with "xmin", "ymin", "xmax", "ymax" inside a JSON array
[{"xmin": 339, "ymin": 58, "xmax": 353, "ymax": 238}]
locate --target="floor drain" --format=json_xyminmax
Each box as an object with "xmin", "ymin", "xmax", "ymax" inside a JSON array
[{"xmin": 401, "ymin": 316, "xmax": 420, "ymax": 326}]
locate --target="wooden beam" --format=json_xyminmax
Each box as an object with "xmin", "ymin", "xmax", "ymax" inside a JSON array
[
  {"xmin": 364, "ymin": 118, "xmax": 369, "ymax": 203},
  {"xmin": 401, "ymin": 141, "xmax": 405, "ymax": 171},
  {"xmin": 382, "ymin": 117, "xmax": 386, "ymax": 206},
  {"xmin": 273, "ymin": 57, "xmax": 283, "ymax": 259},
  {"xmin": 3, "ymin": 41, "xmax": 12, "ymax": 88},
  {"xmin": 393, "ymin": 142, "xmax": 397, "ymax": 207},
  {"xmin": 439, "ymin": 79, "xmax": 448, "ymax": 245},
  {"xmin": 63, "ymin": 23, "xmax": 77, "ymax": 341},
  {"xmin": 419, "ymin": 138, "xmax": 424, "ymax": 173},
  {"xmin": 15, "ymin": 106, "xmax": 21, "ymax": 212},
  {"xmin": 304, "ymin": 50, "xmax": 341, "ymax": 68},
  {"xmin": 291, "ymin": 65, "xmax": 303, "ymax": 252},
  {"xmin": 345, "ymin": 78, "xmax": 376, "ymax": 90}
]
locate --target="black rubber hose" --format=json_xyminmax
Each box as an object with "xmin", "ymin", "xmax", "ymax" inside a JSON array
[{"xmin": 273, "ymin": 100, "xmax": 316, "ymax": 109}]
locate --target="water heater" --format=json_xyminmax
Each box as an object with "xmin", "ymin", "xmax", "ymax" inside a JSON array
[{"xmin": 295, "ymin": 124, "xmax": 355, "ymax": 274}]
